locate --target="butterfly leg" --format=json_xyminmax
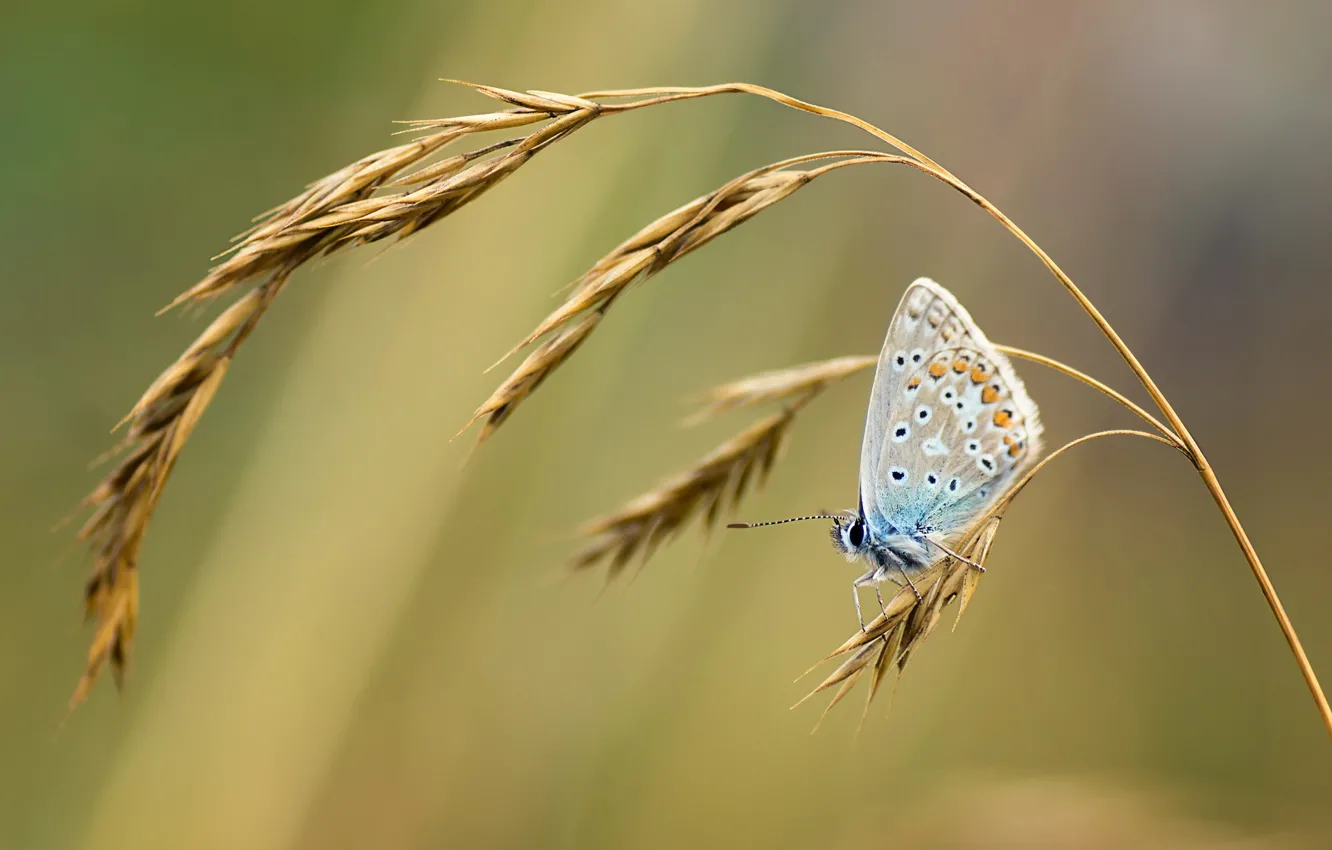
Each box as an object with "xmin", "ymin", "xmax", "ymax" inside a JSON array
[
  {"xmin": 898, "ymin": 566, "xmax": 922, "ymax": 601},
  {"xmin": 873, "ymin": 583, "xmax": 889, "ymax": 619},
  {"xmin": 882, "ymin": 549, "xmax": 922, "ymax": 601},
  {"xmin": 851, "ymin": 568, "xmax": 880, "ymax": 632}
]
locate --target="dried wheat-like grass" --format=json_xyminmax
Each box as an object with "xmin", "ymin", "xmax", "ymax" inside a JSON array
[
  {"xmin": 72, "ymin": 83, "xmax": 610, "ymax": 701},
  {"xmin": 74, "ymin": 271, "xmax": 282, "ymax": 703},
  {"xmin": 795, "ymin": 428, "xmax": 1182, "ymax": 727},
  {"xmin": 460, "ymin": 152, "xmax": 902, "ymax": 444},
  {"xmin": 686, "ymin": 355, "xmax": 877, "ymax": 424},
  {"xmin": 572, "ymin": 407, "xmax": 800, "ymax": 579},
  {"xmin": 685, "ymin": 346, "xmax": 1185, "ymax": 446},
  {"xmin": 571, "ymin": 351, "xmax": 900, "ymax": 577},
  {"xmin": 567, "ymin": 343, "xmax": 1184, "ymax": 722},
  {"xmin": 795, "ymin": 514, "xmax": 1002, "ymax": 731},
  {"xmin": 71, "ymin": 79, "xmax": 1330, "ymax": 736}
]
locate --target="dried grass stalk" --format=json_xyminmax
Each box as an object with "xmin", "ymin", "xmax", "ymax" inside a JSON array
[
  {"xmin": 169, "ymin": 85, "xmax": 600, "ymax": 312},
  {"xmin": 460, "ymin": 152, "xmax": 901, "ymax": 444},
  {"xmin": 572, "ymin": 407, "xmax": 802, "ymax": 579},
  {"xmin": 571, "ymin": 350, "xmax": 892, "ymax": 578},
  {"xmin": 72, "ymin": 84, "xmax": 608, "ymax": 701},
  {"xmin": 687, "ymin": 355, "xmax": 877, "ymax": 424},
  {"xmin": 794, "ymin": 515, "xmax": 1002, "ymax": 728},
  {"xmin": 461, "ymin": 310, "xmax": 603, "ymax": 445},
  {"xmin": 798, "ymin": 428, "xmax": 1181, "ymax": 726},
  {"xmin": 73, "ymin": 274, "xmax": 265, "ymax": 704},
  {"xmin": 69, "ymin": 79, "xmax": 1328, "ymax": 734}
]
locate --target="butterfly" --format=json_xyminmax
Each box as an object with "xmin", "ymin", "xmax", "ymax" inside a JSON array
[{"xmin": 733, "ymin": 278, "xmax": 1043, "ymax": 629}]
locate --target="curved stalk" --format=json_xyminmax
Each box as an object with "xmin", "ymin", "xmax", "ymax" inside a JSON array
[
  {"xmin": 993, "ymin": 345, "xmax": 1182, "ymax": 449},
  {"xmin": 578, "ymin": 82, "xmax": 1332, "ymax": 736}
]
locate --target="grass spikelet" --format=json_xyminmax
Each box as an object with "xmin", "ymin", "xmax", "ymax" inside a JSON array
[
  {"xmin": 172, "ymin": 108, "xmax": 598, "ymax": 313},
  {"xmin": 801, "ymin": 427, "xmax": 1183, "ymax": 725},
  {"xmin": 687, "ymin": 355, "xmax": 876, "ymax": 423},
  {"xmin": 465, "ymin": 153, "xmax": 895, "ymax": 443},
  {"xmin": 572, "ymin": 407, "xmax": 799, "ymax": 579},
  {"xmin": 70, "ymin": 86, "xmax": 613, "ymax": 698},
  {"xmin": 461, "ymin": 311, "xmax": 603, "ymax": 446},
  {"xmin": 799, "ymin": 515, "xmax": 1002, "ymax": 723},
  {"xmin": 74, "ymin": 329, "xmax": 240, "ymax": 706}
]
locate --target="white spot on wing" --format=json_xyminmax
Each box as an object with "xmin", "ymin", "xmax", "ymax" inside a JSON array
[{"xmin": 922, "ymin": 435, "xmax": 950, "ymax": 457}]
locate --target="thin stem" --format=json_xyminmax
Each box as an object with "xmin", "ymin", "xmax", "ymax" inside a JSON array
[
  {"xmin": 566, "ymin": 81, "xmax": 1331, "ymax": 734},
  {"xmin": 992, "ymin": 429, "xmax": 1184, "ymax": 517},
  {"xmin": 580, "ymin": 83, "xmax": 944, "ymax": 171},
  {"xmin": 993, "ymin": 345, "xmax": 1182, "ymax": 449},
  {"xmin": 902, "ymin": 148, "xmax": 1332, "ymax": 737},
  {"xmin": 600, "ymin": 84, "xmax": 1331, "ymax": 736}
]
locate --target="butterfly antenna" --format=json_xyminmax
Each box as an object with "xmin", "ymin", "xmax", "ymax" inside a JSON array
[{"xmin": 727, "ymin": 514, "xmax": 844, "ymax": 530}]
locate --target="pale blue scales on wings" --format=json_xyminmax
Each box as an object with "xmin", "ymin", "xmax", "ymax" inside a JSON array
[{"xmin": 830, "ymin": 277, "xmax": 1043, "ymax": 622}]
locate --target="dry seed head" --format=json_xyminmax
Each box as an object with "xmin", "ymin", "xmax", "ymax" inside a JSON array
[
  {"xmin": 470, "ymin": 157, "xmax": 876, "ymax": 445},
  {"xmin": 570, "ymin": 353, "xmax": 877, "ymax": 579},
  {"xmin": 462, "ymin": 310, "xmax": 604, "ymax": 446},
  {"xmin": 689, "ymin": 355, "xmax": 876, "ymax": 423},
  {"xmin": 796, "ymin": 515, "xmax": 1003, "ymax": 726},
  {"xmin": 572, "ymin": 409, "xmax": 798, "ymax": 579},
  {"xmin": 167, "ymin": 101, "xmax": 597, "ymax": 314},
  {"xmin": 72, "ymin": 87, "xmax": 618, "ymax": 699}
]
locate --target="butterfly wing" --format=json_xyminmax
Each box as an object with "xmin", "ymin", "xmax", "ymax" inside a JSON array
[{"xmin": 859, "ymin": 278, "xmax": 1042, "ymax": 549}]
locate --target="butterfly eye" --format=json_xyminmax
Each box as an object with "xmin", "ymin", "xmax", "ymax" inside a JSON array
[{"xmin": 848, "ymin": 520, "xmax": 866, "ymax": 548}]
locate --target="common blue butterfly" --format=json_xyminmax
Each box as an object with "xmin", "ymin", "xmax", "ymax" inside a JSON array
[
  {"xmin": 733, "ymin": 278, "xmax": 1043, "ymax": 629},
  {"xmin": 830, "ymin": 277, "xmax": 1043, "ymax": 625}
]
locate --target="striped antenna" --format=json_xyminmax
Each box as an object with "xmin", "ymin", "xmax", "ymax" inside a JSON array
[{"xmin": 727, "ymin": 514, "xmax": 843, "ymax": 529}]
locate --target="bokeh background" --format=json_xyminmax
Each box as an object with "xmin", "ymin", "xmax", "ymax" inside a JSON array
[{"xmin": 4, "ymin": 1, "xmax": 1332, "ymax": 848}]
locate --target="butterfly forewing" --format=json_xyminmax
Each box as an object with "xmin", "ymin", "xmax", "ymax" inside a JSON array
[{"xmin": 859, "ymin": 278, "xmax": 1042, "ymax": 551}]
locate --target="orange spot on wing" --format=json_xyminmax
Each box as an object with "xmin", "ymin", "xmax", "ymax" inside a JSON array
[
  {"xmin": 928, "ymin": 362, "xmax": 948, "ymax": 379},
  {"xmin": 982, "ymin": 385, "xmax": 1001, "ymax": 404},
  {"xmin": 970, "ymin": 364, "xmax": 990, "ymax": 384},
  {"xmin": 1008, "ymin": 441, "xmax": 1023, "ymax": 458},
  {"xmin": 906, "ymin": 376, "xmax": 923, "ymax": 389},
  {"xmin": 993, "ymin": 409, "xmax": 1012, "ymax": 428},
  {"xmin": 951, "ymin": 357, "xmax": 970, "ymax": 373}
]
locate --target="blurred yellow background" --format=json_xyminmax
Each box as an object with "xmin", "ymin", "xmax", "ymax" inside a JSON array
[{"xmin": 4, "ymin": 1, "xmax": 1332, "ymax": 848}]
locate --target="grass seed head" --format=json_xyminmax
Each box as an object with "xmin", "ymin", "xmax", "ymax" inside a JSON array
[{"xmin": 572, "ymin": 409, "xmax": 797, "ymax": 580}]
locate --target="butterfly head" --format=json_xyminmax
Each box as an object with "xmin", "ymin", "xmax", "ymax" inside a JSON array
[{"xmin": 829, "ymin": 512, "xmax": 871, "ymax": 562}]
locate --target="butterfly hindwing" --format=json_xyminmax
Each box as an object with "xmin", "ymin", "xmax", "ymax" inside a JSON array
[{"xmin": 859, "ymin": 279, "xmax": 1042, "ymax": 551}]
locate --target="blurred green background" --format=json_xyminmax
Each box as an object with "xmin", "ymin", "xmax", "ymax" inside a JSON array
[{"xmin": 4, "ymin": 1, "xmax": 1332, "ymax": 848}]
